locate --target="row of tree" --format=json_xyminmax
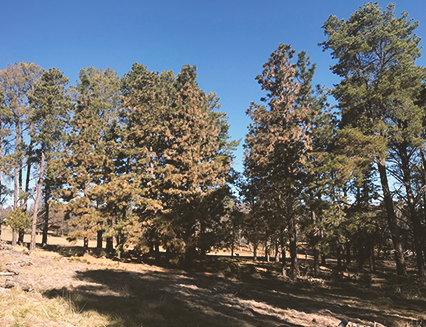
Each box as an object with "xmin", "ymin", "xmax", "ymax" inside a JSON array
[
  {"xmin": 0, "ymin": 2, "xmax": 425, "ymax": 277},
  {"xmin": 242, "ymin": 2, "xmax": 426, "ymax": 279},
  {"xmin": 0, "ymin": 62, "xmax": 238, "ymax": 263}
]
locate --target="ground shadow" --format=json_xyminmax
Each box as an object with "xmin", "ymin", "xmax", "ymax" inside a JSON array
[
  {"xmin": 43, "ymin": 269, "xmax": 307, "ymax": 327},
  {"xmin": 42, "ymin": 265, "xmax": 426, "ymax": 327}
]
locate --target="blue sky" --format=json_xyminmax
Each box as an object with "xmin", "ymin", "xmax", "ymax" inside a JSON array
[{"xmin": 1, "ymin": 0, "xmax": 426, "ymax": 172}]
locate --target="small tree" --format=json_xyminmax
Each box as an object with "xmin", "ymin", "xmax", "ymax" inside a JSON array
[{"xmin": 6, "ymin": 208, "xmax": 30, "ymax": 245}]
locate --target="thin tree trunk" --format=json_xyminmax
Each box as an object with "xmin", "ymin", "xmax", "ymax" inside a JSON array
[
  {"xmin": 30, "ymin": 152, "xmax": 45, "ymax": 252},
  {"xmin": 24, "ymin": 124, "xmax": 33, "ymax": 210},
  {"xmin": 18, "ymin": 121, "xmax": 23, "ymax": 209},
  {"xmin": 337, "ymin": 243, "xmax": 342, "ymax": 270},
  {"xmin": 14, "ymin": 121, "xmax": 19, "ymax": 212},
  {"xmin": 12, "ymin": 122, "xmax": 19, "ymax": 247},
  {"xmin": 12, "ymin": 229, "xmax": 17, "ymax": 245},
  {"xmin": 377, "ymin": 158, "xmax": 407, "ymax": 276},
  {"xmin": 84, "ymin": 237, "xmax": 89, "ymax": 253},
  {"xmin": 346, "ymin": 242, "xmax": 351, "ymax": 266},
  {"xmin": 42, "ymin": 186, "xmax": 51, "ymax": 247},
  {"xmin": 231, "ymin": 228, "xmax": 234, "ymax": 259},
  {"xmin": 154, "ymin": 241, "xmax": 160, "ymax": 260},
  {"xmin": 313, "ymin": 247, "xmax": 319, "ymax": 275},
  {"xmin": 281, "ymin": 232, "xmax": 287, "ymax": 278},
  {"xmin": 265, "ymin": 240, "xmax": 270, "ymax": 262},
  {"xmin": 370, "ymin": 244, "xmax": 376, "ymax": 272},
  {"xmin": 275, "ymin": 241, "xmax": 280, "ymax": 263},
  {"xmin": 311, "ymin": 210, "xmax": 319, "ymax": 275},
  {"xmin": 97, "ymin": 229, "xmax": 103, "ymax": 249},
  {"xmin": 420, "ymin": 149, "xmax": 426, "ymax": 258},
  {"xmin": 289, "ymin": 215, "xmax": 299, "ymax": 279},
  {"xmin": 0, "ymin": 127, "xmax": 2, "ymax": 241},
  {"xmin": 400, "ymin": 145, "xmax": 426, "ymax": 277}
]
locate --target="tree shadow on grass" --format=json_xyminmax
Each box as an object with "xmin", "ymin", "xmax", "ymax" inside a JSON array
[
  {"xmin": 43, "ymin": 268, "xmax": 313, "ymax": 327},
  {"xmin": 43, "ymin": 266, "xmax": 426, "ymax": 327}
]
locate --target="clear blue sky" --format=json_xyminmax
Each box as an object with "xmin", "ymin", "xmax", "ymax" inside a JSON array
[{"xmin": 1, "ymin": 0, "xmax": 425, "ymax": 172}]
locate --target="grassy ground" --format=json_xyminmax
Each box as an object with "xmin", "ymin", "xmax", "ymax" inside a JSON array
[{"xmin": 0, "ymin": 228, "xmax": 425, "ymax": 327}]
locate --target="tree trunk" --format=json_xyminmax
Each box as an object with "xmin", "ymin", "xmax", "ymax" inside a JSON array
[
  {"xmin": 42, "ymin": 186, "xmax": 51, "ymax": 247},
  {"xmin": 289, "ymin": 215, "xmax": 299, "ymax": 279},
  {"xmin": 83, "ymin": 237, "xmax": 89, "ymax": 253},
  {"xmin": 12, "ymin": 229, "xmax": 17, "ymax": 246},
  {"xmin": 97, "ymin": 229, "xmax": 103, "ymax": 249},
  {"xmin": 265, "ymin": 240, "xmax": 270, "ymax": 262},
  {"xmin": 154, "ymin": 241, "xmax": 160, "ymax": 260},
  {"xmin": 399, "ymin": 145, "xmax": 426, "ymax": 278},
  {"xmin": 231, "ymin": 228, "xmax": 234, "ymax": 259},
  {"xmin": 377, "ymin": 158, "xmax": 407, "ymax": 276},
  {"xmin": 19, "ymin": 121, "xmax": 23, "ymax": 209},
  {"xmin": 313, "ymin": 247, "xmax": 319, "ymax": 276},
  {"xmin": 370, "ymin": 244, "xmax": 376, "ymax": 272},
  {"xmin": 337, "ymin": 243, "xmax": 342, "ymax": 270},
  {"xmin": 18, "ymin": 231, "xmax": 24, "ymax": 245},
  {"xmin": 0, "ymin": 128, "xmax": 2, "ymax": 241},
  {"xmin": 14, "ymin": 122, "xmax": 19, "ymax": 212},
  {"xmin": 106, "ymin": 237, "xmax": 113, "ymax": 253},
  {"xmin": 24, "ymin": 125, "xmax": 33, "ymax": 210},
  {"xmin": 346, "ymin": 242, "xmax": 351, "ymax": 266},
  {"xmin": 419, "ymin": 150, "xmax": 426, "ymax": 261},
  {"xmin": 253, "ymin": 243, "xmax": 257, "ymax": 261},
  {"xmin": 30, "ymin": 152, "xmax": 45, "ymax": 252},
  {"xmin": 281, "ymin": 236, "xmax": 287, "ymax": 278},
  {"xmin": 275, "ymin": 241, "xmax": 280, "ymax": 263}
]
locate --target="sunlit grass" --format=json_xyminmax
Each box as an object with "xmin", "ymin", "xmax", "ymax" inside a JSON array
[{"xmin": 0, "ymin": 288, "xmax": 108, "ymax": 327}]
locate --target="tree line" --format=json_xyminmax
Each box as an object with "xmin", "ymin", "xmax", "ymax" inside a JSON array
[{"xmin": 0, "ymin": 2, "xmax": 425, "ymax": 277}]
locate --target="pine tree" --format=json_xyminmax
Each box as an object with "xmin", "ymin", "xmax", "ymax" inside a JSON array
[
  {"xmin": 321, "ymin": 2, "xmax": 425, "ymax": 277},
  {"xmin": 28, "ymin": 68, "xmax": 71, "ymax": 251},
  {"xmin": 244, "ymin": 44, "xmax": 317, "ymax": 278},
  {"xmin": 120, "ymin": 64, "xmax": 235, "ymax": 263},
  {"xmin": 59, "ymin": 67, "xmax": 121, "ymax": 253},
  {"xmin": 0, "ymin": 62, "xmax": 43, "ymax": 245}
]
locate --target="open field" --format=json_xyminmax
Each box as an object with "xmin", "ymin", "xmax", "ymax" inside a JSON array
[
  {"xmin": 0, "ymin": 228, "xmax": 425, "ymax": 327},
  {"xmin": 0, "ymin": 227, "xmax": 102, "ymax": 248}
]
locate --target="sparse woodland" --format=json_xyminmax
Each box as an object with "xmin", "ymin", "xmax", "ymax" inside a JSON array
[{"xmin": 0, "ymin": 2, "xmax": 426, "ymax": 285}]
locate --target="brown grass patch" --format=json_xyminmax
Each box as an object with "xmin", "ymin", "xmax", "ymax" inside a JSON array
[{"xmin": 0, "ymin": 229, "xmax": 425, "ymax": 327}]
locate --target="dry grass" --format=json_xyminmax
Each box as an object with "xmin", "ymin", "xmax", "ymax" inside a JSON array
[
  {"xmin": 0, "ymin": 227, "xmax": 425, "ymax": 327},
  {"xmin": 0, "ymin": 287, "xmax": 108, "ymax": 327}
]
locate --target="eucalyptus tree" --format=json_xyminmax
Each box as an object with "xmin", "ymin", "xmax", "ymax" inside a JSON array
[{"xmin": 321, "ymin": 2, "xmax": 425, "ymax": 276}]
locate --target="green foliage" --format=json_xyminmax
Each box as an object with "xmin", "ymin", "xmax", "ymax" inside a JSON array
[
  {"xmin": 6, "ymin": 209, "xmax": 30, "ymax": 231},
  {"xmin": 58, "ymin": 67, "xmax": 122, "ymax": 248},
  {"xmin": 321, "ymin": 2, "xmax": 426, "ymax": 276},
  {"xmin": 118, "ymin": 63, "xmax": 236, "ymax": 261},
  {"xmin": 243, "ymin": 43, "xmax": 320, "ymax": 276},
  {"xmin": 0, "ymin": 62, "xmax": 44, "ymax": 210}
]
